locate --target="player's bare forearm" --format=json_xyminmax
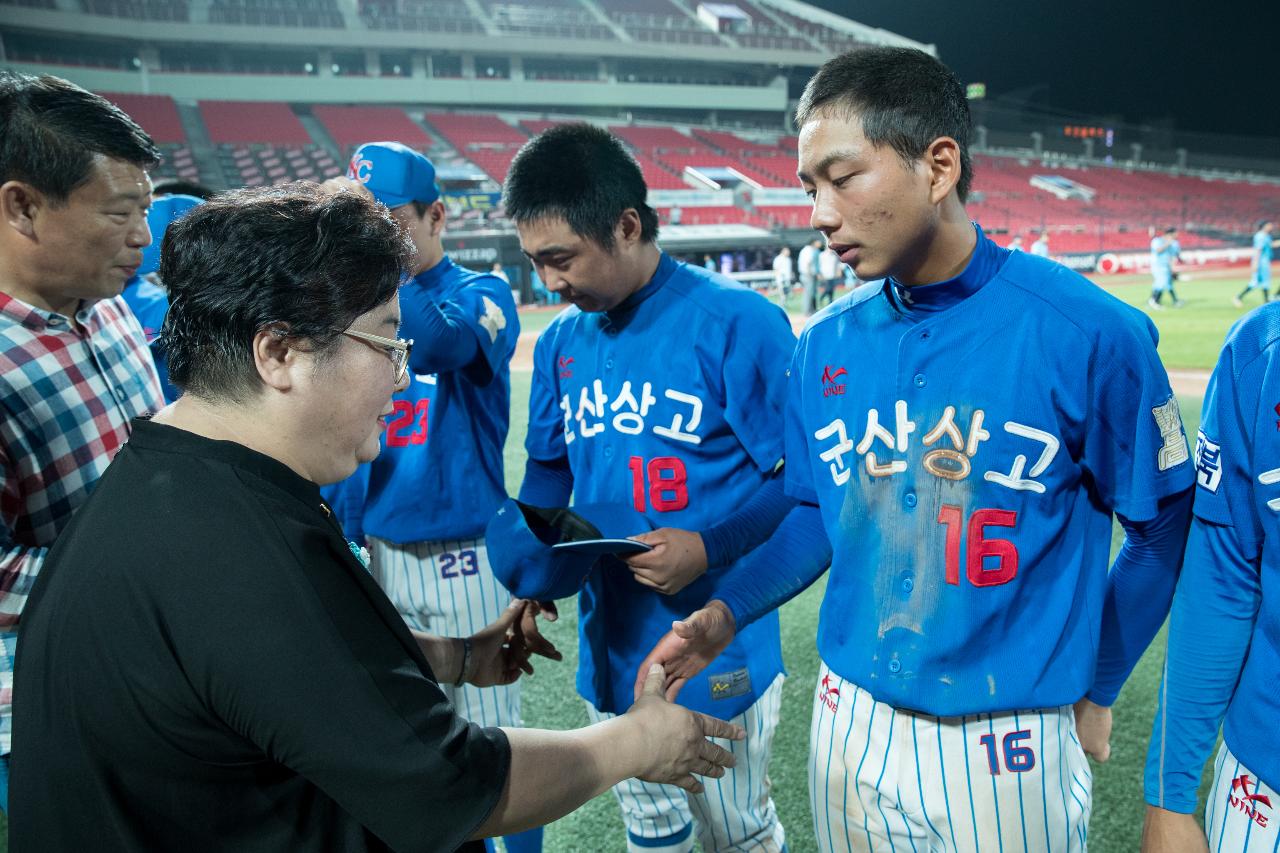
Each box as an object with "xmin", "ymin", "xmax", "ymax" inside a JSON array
[{"xmin": 1140, "ymin": 805, "xmax": 1208, "ymax": 853}]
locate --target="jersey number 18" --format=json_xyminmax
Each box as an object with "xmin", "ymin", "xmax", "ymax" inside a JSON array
[{"xmin": 629, "ymin": 456, "xmax": 689, "ymax": 512}]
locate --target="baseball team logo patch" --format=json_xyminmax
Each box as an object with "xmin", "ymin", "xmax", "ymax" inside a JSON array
[
  {"xmin": 708, "ymin": 668, "xmax": 751, "ymax": 701},
  {"xmin": 1152, "ymin": 395, "xmax": 1190, "ymax": 471},
  {"xmin": 821, "ymin": 365, "xmax": 847, "ymax": 397},
  {"xmin": 478, "ymin": 296, "xmax": 506, "ymax": 344},
  {"xmin": 1229, "ymin": 774, "xmax": 1272, "ymax": 830},
  {"xmin": 1194, "ymin": 430, "xmax": 1222, "ymax": 493}
]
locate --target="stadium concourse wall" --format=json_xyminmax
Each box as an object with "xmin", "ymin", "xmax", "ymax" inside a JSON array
[{"xmin": 0, "ymin": 61, "xmax": 788, "ymax": 113}]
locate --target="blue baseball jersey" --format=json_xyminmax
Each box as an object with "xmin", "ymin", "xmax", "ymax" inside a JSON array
[
  {"xmin": 1254, "ymin": 229, "xmax": 1273, "ymax": 286},
  {"xmin": 785, "ymin": 227, "xmax": 1193, "ymax": 716},
  {"xmin": 1150, "ymin": 236, "xmax": 1178, "ymax": 274},
  {"xmin": 121, "ymin": 276, "xmax": 177, "ymax": 403},
  {"xmin": 1257, "ymin": 229, "xmax": 1274, "ymax": 264},
  {"xmin": 1155, "ymin": 306, "xmax": 1280, "ymax": 798},
  {"xmin": 527, "ymin": 252, "xmax": 794, "ymax": 718},
  {"xmin": 328, "ymin": 257, "xmax": 519, "ymax": 543}
]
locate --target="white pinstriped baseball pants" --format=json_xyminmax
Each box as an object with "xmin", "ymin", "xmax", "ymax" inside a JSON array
[
  {"xmin": 368, "ymin": 536, "xmax": 522, "ymax": 728},
  {"xmin": 1203, "ymin": 742, "xmax": 1280, "ymax": 852},
  {"xmin": 585, "ymin": 674, "xmax": 787, "ymax": 853},
  {"xmin": 809, "ymin": 661, "xmax": 1092, "ymax": 852}
]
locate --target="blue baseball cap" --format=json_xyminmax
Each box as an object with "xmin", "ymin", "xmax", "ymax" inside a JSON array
[
  {"xmin": 140, "ymin": 193, "xmax": 202, "ymax": 276},
  {"xmin": 486, "ymin": 499, "xmax": 653, "ymax": 600},
  {"xmin": 347, "ymin": 141, "xmax": 441, "ymax": 208}
]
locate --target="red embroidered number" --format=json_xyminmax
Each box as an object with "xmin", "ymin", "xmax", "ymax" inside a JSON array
[
  {"xmin": 937, "ymin": 504, "xmax": 1019, "ymax": 587},
  {"xmin": 978, "ymin": 729, "xmax": 1036, "ymax": 775},
  {"xmin": 386, "ymin": 399, "xmax": 429, "ymax": 447},
  {"xmin": 628, "ymin": 455, "xmax": 689, "ymax": 513}
]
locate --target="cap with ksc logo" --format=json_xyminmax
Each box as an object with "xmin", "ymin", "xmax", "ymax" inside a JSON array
[
  {"xmin": 486, "ymin": 499, "xmax": 653, "ymax": 600},
  {"xmin": 347, "ymin": 141, "xmax": 441, "ymax": 208}
]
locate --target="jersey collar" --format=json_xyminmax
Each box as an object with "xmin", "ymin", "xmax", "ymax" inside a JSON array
[
  {"xmin": 410, "ymin": 255, "xmax": 457, "ymax": 292},
  {"xmin": 886, "ymin": 223, "xmax": 1006, "ymax": 315},
  {"xmin": 604, "ymin": 250, "xmax": 676, "ymax": 327}
]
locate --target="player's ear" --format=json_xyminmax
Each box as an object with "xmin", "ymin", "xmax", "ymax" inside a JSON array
[
  {"xmin": 924, "ymin": 136, "xmax": 962, "ymax": 205},
  {"xmin": 617, "ymin": 208, "xmax": 643, "ymax": 248}
]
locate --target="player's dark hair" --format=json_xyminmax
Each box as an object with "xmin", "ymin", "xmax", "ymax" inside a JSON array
[
  {"xmin": 1163, "ymin": 226, "xmax": 1177, "ymax": 234},
  {"xmin": 0, "ymin": 72, "xmax": 160, "ymax": 204},
  {"xmin": 796, "ymin": 47, "xmax": 973, "ymax": 202},
  {"xmin": 503, "ymin": 123, "xmax": 658, "ymax": 250},
  {"xmin": 160, "ymin": 183, "xmax": 411, "ymax": 403},
  {"xmin": 151, "ymin": 178, "xmax": 216, "ymax": 200}
]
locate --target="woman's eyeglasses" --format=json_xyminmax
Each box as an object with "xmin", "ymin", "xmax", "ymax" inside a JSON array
[{"xmin": 338, "ymin": 328, "xmax": 414, "ymax": 384}]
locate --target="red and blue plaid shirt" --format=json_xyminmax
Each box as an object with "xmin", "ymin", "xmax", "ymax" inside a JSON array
[{"xmin": 0, "ymin": 291, "xmax": 163, "ymax": 752}]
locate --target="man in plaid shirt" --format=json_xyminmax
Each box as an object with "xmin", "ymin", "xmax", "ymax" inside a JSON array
[{"xmin": 0, "ymin": 73, "xmax": 163, "ymax": 807}]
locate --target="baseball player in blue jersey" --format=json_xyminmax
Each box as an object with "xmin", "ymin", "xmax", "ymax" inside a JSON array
[
  {"xmin": 1148, "ymin": 227, "xmax": 1183, "ymax": 310},
  {"xmin": 321, "ymin": 142, "xmax": 543, "ymax": 853},
  {"xmin": 1141, "ymin": 305, "xmax": 1280, "ymax": 852},
  {"xmin": 503, "ymin": 123, "xmax": 795, "ymax": 853},
  {"xmin": 637, "ymin": 47, "xmax": 1196, "ymax": 852},
  {"xmin": 1235, "ymin": 220, "xmax": 1274, "ymax": 307}
]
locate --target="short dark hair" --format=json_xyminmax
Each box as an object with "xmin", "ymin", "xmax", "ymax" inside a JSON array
[
  {"xmin": 0, "ymin": 73, "xmax": 160, "ymax": 204},
  {"xmin": 151, "ymin": 178, "xmax": 216, "ymax": 200},
  {"xmin": 160, "ymin": 183, "xmax": 411, "ymax": 402},
  {"xmin": 796, "ymin": 47, "xmax": 973, "ymax": 202},
  {"xmin": 503, "ymin": 123, "xmax": 658, "ymax": 250},
  {"xmin": 1164, "ymin": 226, "xmax": 1178, "ymax": 234}
]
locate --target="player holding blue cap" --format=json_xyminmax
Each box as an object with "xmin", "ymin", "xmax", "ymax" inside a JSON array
[
  {"xmin": 1141, "ymin": 306, "xmax": 1280, "ymax": 850},
  {"xmin": 503, "ymin": 123, "xmax": 797, "ymax": 853},
  {"xmin": 639, "ymin": 47, "xmax": 1195, "ymax": 851},
  {"xmin": 323, "ymin": 142, "xmax": 539, "ymax": 853}
]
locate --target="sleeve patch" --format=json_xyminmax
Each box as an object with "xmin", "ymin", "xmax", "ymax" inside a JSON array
[
  {"xmin": 479, "ymin": 295, "xmax": 507, "ymax": 344},
  {"xmin": 1153, "ymin": 395, "xmax": 1190, "ymax": 471},
  {"xmin": 1194, "ymin": 430, "xmax": 1222, "ymax": 493}
]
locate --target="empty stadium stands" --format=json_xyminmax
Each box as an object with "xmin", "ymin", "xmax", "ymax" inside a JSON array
[
  {"xmin": 209, "ymin": 0, "xmax": 342, "ymax": 28},
  {"xmin": 313, "ymin": 105, "xmax": 432, "ymax": 153},
  {"xmin": 358, "ymin": 0, "xmax": 483, "ymax": 32},
  {"xmin": 102, "ymin": 93, "xmax": 186, "ymax": 144}
]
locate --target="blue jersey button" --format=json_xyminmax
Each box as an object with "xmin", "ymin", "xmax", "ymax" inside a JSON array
[
  {"xmin": 888, "ymin": 659, "xmax": 902, "ymax": 674},
  {"xmin": 902, "ymin": 576, "xmax": 914, "ymax": 593},
  {"xmin": 603, "ymin": 447, "xmax": 614, "ymax": 459},
  {"xmin": 913, "ymin": 373, "xmax": 926, "ymax": 387},
  {"xmin": 605, "ymin": 359, "xmax": 614, "ymax": 369},
  {"xmin": 904, "ymin": 492, "xmax": 917, "ymax": 508}
]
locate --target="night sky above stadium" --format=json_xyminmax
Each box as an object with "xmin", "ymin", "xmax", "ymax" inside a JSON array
[{"xmin": 810, "ymin": 0, "xmax": 1279, "ymax": 142}]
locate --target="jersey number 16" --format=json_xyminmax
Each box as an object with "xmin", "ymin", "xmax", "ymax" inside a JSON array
[{"xmin": 937, "ymin": 505, "xmax": 1019, "ymax": 587}]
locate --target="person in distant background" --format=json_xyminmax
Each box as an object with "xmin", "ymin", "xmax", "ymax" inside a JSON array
[
  {"xmin": 1007, "ymin": 234, "xmax": 1024, "ymax": 251},
  {"xmin": 1235, "ymin": 219, "xmax": 1274, "ymax": 307},
  {"xmin": 1148, "ymin": 226, "xmax": 1184, "ymax": 310},
  {"xmin": 771, "ymin": 245, "xmax": 793, "ymax": 304},
  {"xmin": 1030, "ymin": 230, "xmax": 1050, "ymax": 257},
  {"xmin": 816, "ymin": 243, "xmax": 841, "ymax": 307},
  {"xmin": 796, "ymin": 236, "xmax": 821, "ymax": 314},
  {"xmin": 702, "ymin": 253, "xmax": 716, "ymax": 271}
]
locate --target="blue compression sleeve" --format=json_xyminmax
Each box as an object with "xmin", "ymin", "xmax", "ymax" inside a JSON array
[
  {"xmin": 517, "ymin": 456, "xmax": 574, "ymax": 508},
  {"xmin": 1088, "ymin": 487, "xmax": 1194, "ymax": 706},
  {"xmin": 404, "ymin": 298, "xmax": 481, "ymax": 376},
  {"xmin": 700, "ymin": 473, "xmax": 796, "ymax": 569},
  {"xmin": 1144, "ymin": 517, "xmax": 1261, "ymax": 812},
  {"xmin": 713, "ymin": 501, "xmax": 831, "ymax": 629}
]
